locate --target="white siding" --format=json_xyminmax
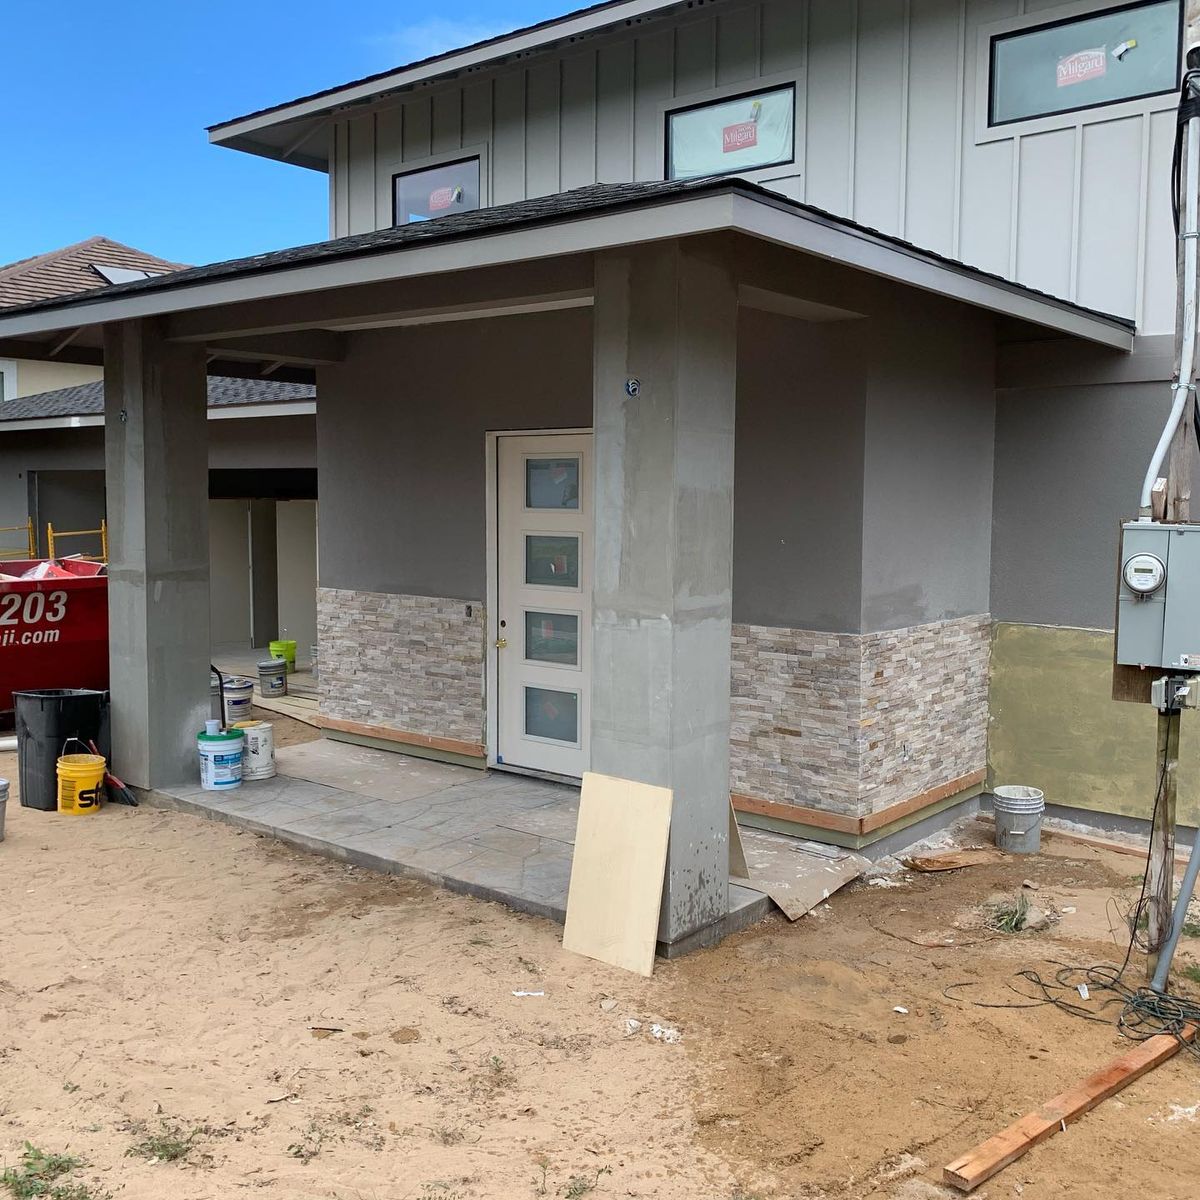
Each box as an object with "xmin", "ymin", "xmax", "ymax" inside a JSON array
[{"xmin": 331, "ymin": 0, "xmax": 1179, "ymax": 331}]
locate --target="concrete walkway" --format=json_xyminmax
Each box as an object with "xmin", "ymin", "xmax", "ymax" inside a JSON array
[{"xmin": 154, "ymin": 739, "xmax": 770, "ymax": 944}]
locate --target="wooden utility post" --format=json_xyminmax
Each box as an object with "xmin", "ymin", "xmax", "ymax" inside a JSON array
[{"xmin": 1145, "ymin": 1, "xmax": 1200, "ymax": 980}]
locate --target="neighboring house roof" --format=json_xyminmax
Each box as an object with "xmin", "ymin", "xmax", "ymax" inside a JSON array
[
  {"xmin": 209, "ymin": 0, "xmax": 680, "ymax": 159},
  {"xmin": 0, "ymin": 236, "xmax": 188, "ymax": 308},
  {"xmin": 0, "ymin": 178, "xmax": 1136, "ymax": 351},
  {"xmin": 0, "ymin": 376, "xmax": 316, "ymax": 428}
]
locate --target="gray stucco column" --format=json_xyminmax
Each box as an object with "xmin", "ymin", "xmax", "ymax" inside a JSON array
[
  {"xmin": 591, "ymin": 239, "xmax": 738, "ymax": 948},
  {"xmin": 104, "ymin": 319, "xmax": 210, "ymax": 789}
]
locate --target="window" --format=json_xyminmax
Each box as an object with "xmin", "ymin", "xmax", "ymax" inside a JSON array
[
  {"xmin": 989, "ymin": 0, "xmax": 1180, "ymax": 127},
  {"xmin": 0, "ymin": 360, "xmax": 16, "ymax": 402},
  {"xmin": 666, "ymin": 84, "xmax": 796, "ymax": 181},
  {"xmin": 393, "ymin": 157, "xmax": 481, "ymax": 226}
]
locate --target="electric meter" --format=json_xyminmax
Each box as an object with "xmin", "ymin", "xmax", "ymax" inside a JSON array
[{"xmin": 1123, "ymin": 552, "xmax": 1167, "ymax": 596}]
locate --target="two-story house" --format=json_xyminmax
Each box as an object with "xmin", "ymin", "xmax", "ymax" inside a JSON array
[{"xmin": 0, "ymin": 0, "xmax": 1190, "ymax": 951}]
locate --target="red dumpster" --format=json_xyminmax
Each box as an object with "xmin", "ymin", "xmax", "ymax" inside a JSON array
[{"xmin": 0, "ymin": 560, "xmax": 109, "ymax": 714}]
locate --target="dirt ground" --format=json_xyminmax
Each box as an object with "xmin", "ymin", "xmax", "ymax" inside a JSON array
[{"xmin": 2, "ymin": 725, "xmax": 1200, "ymax": 1200}]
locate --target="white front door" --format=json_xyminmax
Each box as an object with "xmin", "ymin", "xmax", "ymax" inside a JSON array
[{"xmin": 495, "ymin": 433, "xmax": 592, "ymax": 778}]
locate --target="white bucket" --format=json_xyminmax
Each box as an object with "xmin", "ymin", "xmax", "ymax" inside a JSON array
[
  {"xmin": 258, "ymin": 659, "xmax": 288, "ymax": 698},
  {"xmin": 221, "ymin": 677, "xmax": 255, "ymax": 726},
  {"xmin": 236, "ymin": 720, "xmax": 276, "ymax": 781},
  {"xmin": 993, "ymin": 785, "xmax": 1045, "ymax": 854},
  {"xmin": 198, "ymin": 727, "xmax": 245, "ymax": 791}
]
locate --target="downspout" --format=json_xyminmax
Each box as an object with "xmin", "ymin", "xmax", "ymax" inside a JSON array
[{"xmin": 1141, "ymin": 73, "xmax": 1200, "ymax": 516}]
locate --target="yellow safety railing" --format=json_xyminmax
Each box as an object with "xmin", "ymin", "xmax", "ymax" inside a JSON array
[
  {"xmin": 47, "ymin": 518, "xmax": 108, "ymax": 563},
  {"xmin": 0, "ymin": 517, "xmax": 36, "ymax": 560}
]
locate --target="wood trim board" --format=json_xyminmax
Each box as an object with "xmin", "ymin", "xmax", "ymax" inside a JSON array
[
  {"xmin": 317, "ymin": 715, "xmax": 486, "ymax": 759},
  {"xmin": 732, "ymin": 770, "xmax": 986, "ymax": 838},
  {"xmin": 944, "ymin": 1024, "xmax": 1197, "ymax": 1192}
]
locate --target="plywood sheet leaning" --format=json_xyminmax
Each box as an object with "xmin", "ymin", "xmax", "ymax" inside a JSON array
[
  {"xmin": 943, "ymin": 1023, "xmax": 1198, "ymax": 1192},
  {"xmin": 740, "ymin": 828, "xmax": 868, "ymax": 921},
  {"xmin": 729, "ymin": 798, "xmax": 749, "ymax": 881},
  {"xmin": 562, "ymin": 772, "xmax": 673, "ymax": 978}
]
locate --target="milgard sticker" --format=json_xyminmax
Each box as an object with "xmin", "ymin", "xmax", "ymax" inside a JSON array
[
  {"xmin": 1057, "ymin": 47, "xmax": 1108, "ymax": 88},
  {"xmin": 722, "ymin": 121, "xmax": 759, "ymax": 153}
]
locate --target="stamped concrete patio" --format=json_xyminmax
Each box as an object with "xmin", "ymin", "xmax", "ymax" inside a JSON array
[{"xmin": 153, "ymin": 738, "xmax": 770, "ymax": 947}]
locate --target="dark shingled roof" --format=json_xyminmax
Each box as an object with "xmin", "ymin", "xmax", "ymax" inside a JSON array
[
  {"xmin": 0, "ymin": 376, "xmax": 315, "ymax": 424},
  {"xmin": 0, "ymin": 178, "xmax": 1136, "ymax": 332},
  {"xmin": 0, "ymin": 236, "xmax": 188, "ymax": 308}
]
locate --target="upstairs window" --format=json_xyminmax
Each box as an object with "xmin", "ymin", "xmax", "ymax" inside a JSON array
[
  {"xmin": 989, "ymin": 0, "xmax": 1180, "ymax": 127},
  {"xmin": 393, "ymin": 157, "xmax": 481, "ymax": 226},
  {"xmin": 666, "ymin": 84, "xmax": 796, "ymax": 181}
]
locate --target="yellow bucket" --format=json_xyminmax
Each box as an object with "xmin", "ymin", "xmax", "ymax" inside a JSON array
[{"xmin": 56, "ymin": 754, "xmax": 105, "ymax": 815}]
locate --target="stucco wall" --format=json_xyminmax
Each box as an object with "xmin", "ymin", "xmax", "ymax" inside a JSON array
[
  {"xmin": 10, "ymin": 359, "xmax": 102, "ymax": 399},
  {"xmin": 861, "ymin": 301, "xmax": 995, "ymax": 632},
  {"xmin": 317, "ymin": 310, "xmax": 594, "ymax": 599}
]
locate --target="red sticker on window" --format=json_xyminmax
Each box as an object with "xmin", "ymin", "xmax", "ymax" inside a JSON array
[
  {"xmin": 722, "ymin": 121, "xmax": 759, "ymax": 153},
  {"xmin": 1057, "ymin": 48, "xmax": 1107, "ymax": 88},
  {"xmin": 429, "ymin": 186, "xmax": 463, "ymax": 211}
]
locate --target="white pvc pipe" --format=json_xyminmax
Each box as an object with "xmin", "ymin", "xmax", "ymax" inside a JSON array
[{"xmin": 1141, "ymin": 111, "xmax": 1200, "ymax": 514}]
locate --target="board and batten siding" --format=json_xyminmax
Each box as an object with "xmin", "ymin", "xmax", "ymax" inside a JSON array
[{"xmin": 328, "ymin": 0, "xmax": 1178, "ymax": 333}]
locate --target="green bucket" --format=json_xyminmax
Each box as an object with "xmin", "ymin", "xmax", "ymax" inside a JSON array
[{"xmin": 269, "ymin": 639, "xmax": 297, "ymax": 674}]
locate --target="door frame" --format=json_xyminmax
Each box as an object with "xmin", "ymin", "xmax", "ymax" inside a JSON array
[{"xmin": 484, "ymin": 427, "xmax": 593, "ymax": 777}]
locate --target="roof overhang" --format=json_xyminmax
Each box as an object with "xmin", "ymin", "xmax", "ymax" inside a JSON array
[
  {"xmin": 0, "ymin": 185, "xmax": 1135, "ymax": 355},
  {"xmin": 208, "ymin": 0, "xmax": 684, "ymax": 168},
  {"xmin": 0, "ymin": 399, "xmax": 317, "ymax": 433}
]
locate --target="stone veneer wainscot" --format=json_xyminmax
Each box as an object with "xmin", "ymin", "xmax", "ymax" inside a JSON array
[
  {"xmin": 317, "ymin": 588, "xmax": 485, "ymax": 745},
  {"xmin": 731, "ymin": 615, "xmax": 990, "ymax": 819}
]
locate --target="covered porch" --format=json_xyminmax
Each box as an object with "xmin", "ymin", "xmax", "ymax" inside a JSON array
[{"xmin": 0, "ymin": 178, "xmax": 1134, "ymax": 953}]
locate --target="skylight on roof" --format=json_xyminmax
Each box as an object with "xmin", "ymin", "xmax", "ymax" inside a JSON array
[{"xmin": 91, "ymin": 264, "xmax": 160, "ymax": 286}]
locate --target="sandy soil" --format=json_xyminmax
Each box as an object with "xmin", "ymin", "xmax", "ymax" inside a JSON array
[{"xmin": 1, "ymin": 738, "xmax": 1199, "ymax": 1200}]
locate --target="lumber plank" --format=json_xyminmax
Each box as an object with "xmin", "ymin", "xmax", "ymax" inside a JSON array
[{"xmin": 943, "ymin": 1025, "xmax": 1197, "ymax": 1192}]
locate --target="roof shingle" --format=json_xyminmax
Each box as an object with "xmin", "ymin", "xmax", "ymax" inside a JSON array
[
  {"xmin": 0, "ymin": 376, "xmax": 315, "ymax": 423},
  {"xmin": 0, "ymin": 236, "xmax": 188, "ymax": 308}
]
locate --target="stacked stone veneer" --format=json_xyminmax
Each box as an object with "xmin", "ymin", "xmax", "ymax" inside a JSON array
[
  {"xmin": 731, "ymin": 615, "xmax": 990, "ymax": 819},
  {"xmin": 317, "ymin": 588, "xmax": 486, "ymax": 745}
]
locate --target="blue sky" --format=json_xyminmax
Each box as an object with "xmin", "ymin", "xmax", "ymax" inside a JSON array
[{"xmin": 0, "ymin": 1, "xmax": 566, "ymax": 268}]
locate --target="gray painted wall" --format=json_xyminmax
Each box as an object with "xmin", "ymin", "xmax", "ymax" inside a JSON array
[
  {"xmin": 991, "ymin": 376, "xmax": 1197, "ymax": 630},
  {"xmin": 317, "ymin": 310, "xmax": 594, "ymax": 599},
  {"xmin": 861, "ymin": 299, "xmax": 996, "ymax": 632},
  {"xmin": 734, "ymin": 310, "xmax": 865, "ymax": 631},
  {"xmin": 330, "ymin": 0, "xmax": 1176, "ymax": 332}
]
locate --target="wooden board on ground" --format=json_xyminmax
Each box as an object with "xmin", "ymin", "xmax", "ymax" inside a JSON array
[
  {"xmin": 562, "ymin": 772, "xmax": 673, "ymax": 978},
  {"xmin": 740, "ymin": 828, "xmax": 867, "ymax": 921},
  {"xmin": 904, "ymin": 847, "xmax": 1007, "ymax": 873},
  {"xmin": 943, "ymin": 1023, "xmax": 1198, "ymax": 1192},
  {"xmin": 729, "ymin": 798, "xmax": 749, "ymax": 881}
]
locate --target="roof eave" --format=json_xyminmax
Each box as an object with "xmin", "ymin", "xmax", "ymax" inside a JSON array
[
  {"xmin": 0, "ymin": 187, "xmax": 1134, "ymax": 352},
  {"xmin": 206, "ymin": 0, "xmax": 683, "ymax": 148}
]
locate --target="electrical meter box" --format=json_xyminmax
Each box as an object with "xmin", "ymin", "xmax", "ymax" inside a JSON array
[{"xmin": 1117, "ymin": 521, "xmax": 1200, "ymax": 670}]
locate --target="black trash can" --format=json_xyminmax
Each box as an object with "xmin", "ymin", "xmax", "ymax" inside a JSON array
[{"xmin": 13, "ymin": 690, "xmax": 110, "ymax": 812}]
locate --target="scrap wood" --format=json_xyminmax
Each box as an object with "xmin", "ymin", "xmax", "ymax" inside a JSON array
[
  {"xmin": 904, "ymin": 848, "xmax": 1007, "ymax": 873},
  {"xmin": 943, "ymin": 1023, "xmax": 1198, "ymax": 1192}
]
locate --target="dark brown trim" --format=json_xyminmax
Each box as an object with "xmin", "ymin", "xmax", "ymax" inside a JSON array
[
  {"xmin": 732, "ymin": 769, "xmax": 987, "ymax": 837},
  {"xmin": 318, "ymin": 715, "xmax": 486, "ymax": 759}
]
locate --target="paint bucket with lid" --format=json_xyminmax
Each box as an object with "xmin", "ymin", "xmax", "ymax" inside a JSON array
[
  {"xmin": 258, "ymin": 659, "xmax": 288, "ymax": 698},
  {"xmin": 198, "ymin": 721, "xmax": 244, "ymax": 791},
  {"xmin": 56, "ymin": 747, "xmax": 105, "ymax": 815},
  {"xmin": 221, "ymin": 677, "xmax": 255, "ymax": 727},
  {"xmin": 0, "ymin": 778, "xmax": 8, "ymax": 842},
  {"xmin": 269, "ymin": 639, "xmax": 297, "ymax": 674},
  {"xmin": 234, "ymin": 720, "xmax": 276, "ymax": 781},
  {"xmin": 992, "ymin": 786, "xmax": 1045, "ymax": 854}
]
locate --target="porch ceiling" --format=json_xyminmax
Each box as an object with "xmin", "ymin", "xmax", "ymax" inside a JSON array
[{"xmin": 0, "ymin": 179, "xmax": 1136, "ymax": 371}]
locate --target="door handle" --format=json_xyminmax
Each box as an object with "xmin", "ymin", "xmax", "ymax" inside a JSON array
[{"xmin": 495, "ymin": 637, "xmax": 508, "ymax": 650}]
